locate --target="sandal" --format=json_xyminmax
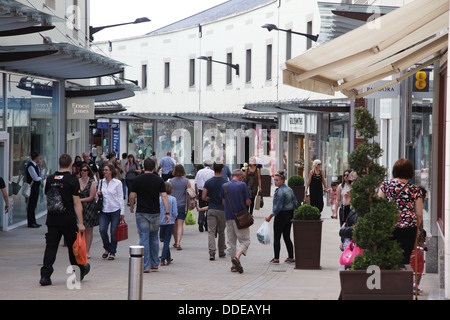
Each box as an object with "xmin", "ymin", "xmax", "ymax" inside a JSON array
[
  {"xmin": 231, "ymin": 257, "xmax": 243, "ymax": 274},
  {"xmin": 108, "ymin": 254, "xmax": 115, "ymax": 260},
  {"xmin": 284, "ymin": 258, "xmax": 295, "ymax": 264},
  {"xmin": 102, "ymin": 252, "xmax": 109, "ymax": 259}
]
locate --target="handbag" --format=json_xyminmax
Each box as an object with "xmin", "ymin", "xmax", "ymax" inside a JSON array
[
  {"xmin": 22, "ymin": 181, "xmax": 34, "ymax": 198},
  {"xmin": 185, "ymin": 178, "xmax": 196, "ymax": 211},
  {"xmin": 223, "ymin": 184, "xmax": 254, "ymax": 229},
  {"xmin": 255, "ymin": 193, "xmax": 261, "ymax": 210},
  {"xmin": 72, "ymin": 232, "xmax": 88, "ymax": 265},
  {"xmin": 339, "ymin": 240, "xmax": 363, "ymax": 266},
  {"xmin": 95, "ymin": 180, "xmax": 103, "ymax": 215},
  {"xmin": 185, "ymin": 209, "xmax": 196, "ymax": 225},
  {"xmin": 116, "ymin": 216, "xmax": 128, "ymax": 242}
]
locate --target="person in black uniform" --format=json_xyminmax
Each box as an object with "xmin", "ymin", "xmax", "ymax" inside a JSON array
[
  {"xmin": 39, "ymin": 153, "xmax": 89, "ymax": 286},
  {"xmin": 26, "ymin": 152, "xmax": 44, "ymax": 228}
]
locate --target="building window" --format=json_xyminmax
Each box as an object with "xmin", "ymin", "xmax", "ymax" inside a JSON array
[
  {"xmin": 226, "ymin": 53, "xmax": 233, "ymax": 85},
  {"xmin": 164, "ymin": 62, "xmax": 170, "ymax": 88},
  {"xmin": 189, "ymin": 59, "xmax": 195, "ymax": 87},
  {"xmin": 246, "ymin": 49, "xmax": 252, "ymax": 83},
  {"xmin": 206, "ymin": 57, "xmax": 212, "ymax": 86},
  {"xmin": 286, "ymin": 30, "xmax": 292, "ymax": 60},
  {"xmin": 266, "ymin": 45, "xmax": 272, "ymax": 81},
  {"xmin": 141, "ymin": 64, "xmax": 147, "ymax": 90},
  {"xmin": 307, "ymin": 21, "xmax": 313, "ymax": 50}
]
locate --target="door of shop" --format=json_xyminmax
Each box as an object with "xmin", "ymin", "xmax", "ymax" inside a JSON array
[
  {"xmin": 0, "ymin": 131, "xmax": 9, "ymax": 231},
  {"xmin": 293, "ymin": 134, "xmax": 305, "ymax": 179}
]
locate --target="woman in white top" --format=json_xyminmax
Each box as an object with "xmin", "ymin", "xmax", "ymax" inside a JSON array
[
  {"xmin": 332, "ymin": 169, "xmax": 352, "ymax": 226},
  {"xmin": 97, "ymin": 163, "xmax": 124, "ymax": 260}
]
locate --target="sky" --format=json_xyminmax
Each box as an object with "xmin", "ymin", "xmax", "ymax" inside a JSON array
[{"xmin": 89, "ymin": 0, "xmax": 228, "ymax": 42}]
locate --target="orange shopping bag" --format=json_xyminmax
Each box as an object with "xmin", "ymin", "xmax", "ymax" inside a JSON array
[{"xmin": 72, "ymin": 232, "xmax": 88, "ymax": 265}]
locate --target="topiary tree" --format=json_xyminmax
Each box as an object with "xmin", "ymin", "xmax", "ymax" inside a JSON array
[
  {"xmin": 348, "ymin": 107, "xmax": 403, "ymax": 270},
  {"xmin": 293, "ymin": 204, "xmax": 321, "ymax": 220},
  {"xmin": 287, "ymin": 174, "xmax": 304, "ymax": 187}
]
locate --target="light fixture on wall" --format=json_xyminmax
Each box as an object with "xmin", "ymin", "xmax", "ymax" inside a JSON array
[
  {"xmin": 197, "ymin": 56, "xmax": 240, "ymax": 76},
  {"xmin": 261, "ymin": 23, "xmax": 319, "ymax": 42},
  {"xmin": 89, "ymin": 17, "xmax": 151, "ymax": 42}
]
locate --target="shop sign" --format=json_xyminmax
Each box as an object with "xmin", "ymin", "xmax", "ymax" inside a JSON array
[
  {"xmin": 283, "ymin": 114, "xmax": 305, "ymax": 133},
  {"xmin": 66, "ymin": 98, "xmax": 95, "ymax": 119},
  {"xmin": 364, "ymin": 80, "xmax": 400, "ymax": 99}
]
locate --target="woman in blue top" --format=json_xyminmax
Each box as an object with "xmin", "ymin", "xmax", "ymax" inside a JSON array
[
  {"xmin": 265, "ymin": 171, "xmax": 298, "ymax": 264},
  {"xmin": 159, "ymin": 182, "xmax": 178, "ymax": 266}
]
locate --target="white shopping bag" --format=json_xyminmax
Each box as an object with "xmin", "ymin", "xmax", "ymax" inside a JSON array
[{"xmin": 256, "ymin": 221, "xmax": 271, "ymax": 245}]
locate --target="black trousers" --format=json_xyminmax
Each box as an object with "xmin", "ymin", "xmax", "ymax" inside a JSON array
[
  {"xmin": 393, "ymin": 226, "xmax": 417, "ymax": 265},
  {"xmin": 273, "ymin": 210, "xmax": 294, "ymax": 260},
  {"xmin": 27, "ymin": 183, "xmax": 40, "ymax": 226},
  {"xmin": 41, "ymin": 224, "xmax": 79, "ymax": 279},
  {"xmin": 197, "ymin": 190, "xmax": 208, "ymax": 227}
]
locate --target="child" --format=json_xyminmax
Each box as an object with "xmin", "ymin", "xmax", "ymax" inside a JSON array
[
  {"xmin": 327, "ymin": 182, "xmax": 338, "ymax": 214},
  {"xmin": 159, "ymin": 182, "xmax": 178, "ymax": 266}
]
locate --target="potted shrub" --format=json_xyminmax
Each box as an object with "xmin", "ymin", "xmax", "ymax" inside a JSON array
[
  {"xmin": 288, "ymin": 174, "xmax": 305, "ymax": 205},
  {"xmin": 260, "ymin": 168, "xmax": 272, "ymax": 196},
  {"xmin": 291, "ymin": 204, "xmax": 323, "ymax": 269},
  {"xmin": 339, "ymin": 107, "xmax": 413, "ymax": 300}
]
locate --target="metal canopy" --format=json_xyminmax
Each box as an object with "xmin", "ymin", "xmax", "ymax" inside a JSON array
[
  {"xmin": 0, "ymin": 43, "xmax": 125, "ymax": 80},
  {"xmin": 66, "ymin": 83, "xmax": 140, "ymax": 102}
]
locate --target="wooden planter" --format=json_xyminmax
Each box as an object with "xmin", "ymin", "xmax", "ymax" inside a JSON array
[
  {"xmin": 339, "ymin": 264, "xmax": 414, "ymax": 300},
  {"xmin": 291, "ymin": 185, "xmax": 305, "ymax": 205},
  {"xmin": 292, "ymin": 219, "xmax": 323, "ymax": 269}
]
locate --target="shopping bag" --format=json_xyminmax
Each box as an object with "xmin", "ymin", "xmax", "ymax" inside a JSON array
[
  {"xmin": 72, "ymin": 232, "xmax": 88, "ymax": 265},
  {"xmin": 256, "ymin": 221, "xmax": 271, "ymax": 245},
  {"xmin": 255, "ymin": 193, "xmax": 261, "ymax": 210},
  {"xmin": 339, "ymin": 240, "xmax": 363, "ymax": 266},
  {"xmin": 116, "ymin": 216, "xmax": 128, "ymax": 242},
  {"xmin": 185, "ymin": 210, "xmax": 196, "ymax": 225}
]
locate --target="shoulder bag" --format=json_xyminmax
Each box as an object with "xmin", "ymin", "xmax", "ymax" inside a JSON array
[
  {"xmin": 223, "ymin": 183, "xmax": 254, "ymax": 229},
  {"xmin": 95, "ymin": 180, "xmax": 103, "ymax": 215}
]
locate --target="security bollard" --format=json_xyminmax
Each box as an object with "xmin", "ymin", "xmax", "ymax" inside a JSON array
[{"xmin": 128, "ymin": 245, "xmax": 144, "ymax": 300}]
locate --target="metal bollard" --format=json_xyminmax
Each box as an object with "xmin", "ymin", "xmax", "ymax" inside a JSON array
[{"xmin": 128, "ymin": 245, "xmax": 144, "ymax": 300}]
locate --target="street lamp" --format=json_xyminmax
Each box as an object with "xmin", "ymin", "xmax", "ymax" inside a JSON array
[
  {"xmin": 89, "ymin": 17, "xmax": 151, "ymax": 41},
  {"xmin": 261, "ymin": 23, "xmax": 319, "ymax": 42},
  {"xmin": 197, "ymin": 56, "xmax": 240, "ymax": 76}
]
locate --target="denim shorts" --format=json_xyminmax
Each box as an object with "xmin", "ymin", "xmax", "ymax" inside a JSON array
[{"xmin": 177, "ymin": 205, "xmax": 187, "ymax": 220}]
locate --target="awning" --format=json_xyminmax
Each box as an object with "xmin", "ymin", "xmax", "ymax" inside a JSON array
[
  {"xmin": 66, "ymin": 83, "xmax": 140, "ymax": 102},
  {"xmin": 244, "ymin": 99, "xmax": 350, "ymax": 113},
  {"xmin": 0, "ymin": 0, "xmax": 61, "ymax": 35},
  {"xmin": 284, "ymin": 0, "xmax": 449, "ymax": 100},
  {"xmin": 94, "ymin": 102, "xmax": 127, "ymax": 115},
  {"xmin": 0, "ymin": 43, "xmax": 125, "ymax": 80}
]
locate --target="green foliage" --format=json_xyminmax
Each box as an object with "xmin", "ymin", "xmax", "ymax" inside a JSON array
[
  {"xmin": 348, "ymin": 107, "xmax": 403, "ymax": 270},
  {"xmin": 287, "ymin": 174, "xmax": 304, "ymax": 187},
  {"xmin": 294, "ymin": 204, "xmax": 321, "ymax": 220}
]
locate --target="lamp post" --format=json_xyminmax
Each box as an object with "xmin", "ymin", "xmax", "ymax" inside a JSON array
[
  {"xmin": 89, "ymin": 17, "xmax": 151, "ymax": 41},
  {"xmin": 261, "ymin": 23, "xmax": 319, "ymax": 42},
  {"xmin": 197, "ymin": 56, "xmax": 240, "ymax": 76}
]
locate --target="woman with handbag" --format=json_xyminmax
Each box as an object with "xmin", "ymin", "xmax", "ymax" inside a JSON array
[
  {"xmin": 305, "ymin": 159, "xmax": 327, "ymax": 213},
  {"xmin": 168, "ymin": 164, "xmax": 190, "ymax": 250},
  {"xmin": 243, "ymin": 157, "xmax": 261, "ymax": 215},
  {"xmin": 79, "ymin": 164, "xmax": 98, "ymax": 258},
  {"xmin": 332, "ymin": 169, "xmax": 352, "ymax": 225},
  {"xmin": 265, "ymin": 171, "xmax": 297, "ymax": 264},
  {"xmin": 98, "ymin": 163, "xmax": 124, "ymax": 260}
]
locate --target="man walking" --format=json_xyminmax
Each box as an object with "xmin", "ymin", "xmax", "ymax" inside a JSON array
[
  {"xmin": 26, "ymin": 151, "xmax": 44, "ymax": 228},
  {"xmin": 220, "ymin": 169, "xmax": 252, "ymax": 274},
  {"xmin": 202, "ymin": 162, "xmax": 227, "ymax": 260},
  {"xmin": 40, "ymin": 154, "xmax": 89, "ymax": 286},
  {"xmin": 158, "ymin": 151, "xmax": 176, "ymax": 181},
  {"xmin": 129, "ymin": 157, "xmax": 170, "ymax": 272},
  {"xmin": 195, "ymin": 159, "xmax": 214, "ymax": 232}
]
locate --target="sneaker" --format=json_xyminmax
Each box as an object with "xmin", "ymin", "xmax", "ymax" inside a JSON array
[
  {"xmin": 209, "ymin": 252, "xmax": 215, "ymax": 261},
  {"xmin": 284, "ymin": 258, "xmax": 295, "ymax": 264},
  {"xmin": 269, "ymin": 258, "xmax": 280, "ymax": 264}
]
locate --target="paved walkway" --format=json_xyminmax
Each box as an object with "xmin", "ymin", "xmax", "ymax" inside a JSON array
[{"xmin": 0, "ymin": 185, "xmax": 440, "ymax": 301}]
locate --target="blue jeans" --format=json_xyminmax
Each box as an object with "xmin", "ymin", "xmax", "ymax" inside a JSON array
[
  {"xmin": 135, "ymin": 213, "xmax": 160, "ymax": 270},
  {"xmin": 160, "ymin": 224, "xmax": 174, "ymax": 263},
  {"xmin": 99, "ymin": 210, "xmax": 121, "ymax": 255}
]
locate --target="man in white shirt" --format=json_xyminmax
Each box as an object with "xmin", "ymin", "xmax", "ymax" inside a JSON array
[{"xmin": 195, "ymin": 159, "xmax": 214, "ymax": 232}]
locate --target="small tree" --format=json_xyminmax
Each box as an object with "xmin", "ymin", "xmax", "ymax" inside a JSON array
[{"xmin": 349, "ymin": 107, "xmax": 403, "ymax": 270}]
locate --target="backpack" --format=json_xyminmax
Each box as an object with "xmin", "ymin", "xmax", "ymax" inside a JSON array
[
  {"xmin": 46, "ymin": 175, "xmax": 67, "ymax": 215},
  {"xmin": 185, "ymin": 178, "xmax": 196, "ymax": 211}
]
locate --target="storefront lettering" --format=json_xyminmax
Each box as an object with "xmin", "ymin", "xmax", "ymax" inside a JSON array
[{"xmin": 71, "ymin": 103, "xmax": 91, "ymax": 114}]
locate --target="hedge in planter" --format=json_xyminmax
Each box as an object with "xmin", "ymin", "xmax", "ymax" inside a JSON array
[{"xmin": 288, "ymin": 175, "xmax": 305, "ymax": 205}]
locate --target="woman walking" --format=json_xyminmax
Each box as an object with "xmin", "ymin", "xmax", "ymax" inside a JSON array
[
  {"xmin": 159, "ymin": 182, "xmax": 177, "ymax": 266},
  {"xmin": 333, "ymin": 169, "xmax": 352, "ymax": 225},
  {"xmin": 168, "ymin": 164, "xmax": 190, "ymax": 250},
  {"xmin": 243, "ymin": 157, "xmax": 261, "ymax": 214},
  {"xmin": 124, "ymin": 154, "xmax": 141, "ymax": 201},
  {"xmin": 78, "ymin": 164, "xmax": 98, "ymax": 258},
  {"xmin": 306, "ymin": 159, "xmax": 327, "ymax": 213},
  {"xmin": 98, "ymin": 163, "xmax": 124, "ymax": 260},
  {"xmin": 378, "ymin": 158, "xmax": 424, "ymax": 264},
  {"xmin": 265, "ymin": 171, "xmax": 298, "ymax": 264}
]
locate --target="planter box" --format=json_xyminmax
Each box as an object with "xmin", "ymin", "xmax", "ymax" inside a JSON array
[
  {"xmin": 292, "ymin": 219, "xmax": 323, "ymax": 269},
  {"xmin": 291, "ymin": 186, "xmax": 305, "ymax": 205},
  {"xmin": 339, "ymin": 264, "xmax": 414, "ymax": 300},
  {"xmin": 260, "ymin": 175, "xmax": 271, "ymax": 196}
]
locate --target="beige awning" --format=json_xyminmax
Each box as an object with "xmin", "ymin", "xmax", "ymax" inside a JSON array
[{"xmin": 283, "ymin": 0, "xmax": 449, "ymax": 99}]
